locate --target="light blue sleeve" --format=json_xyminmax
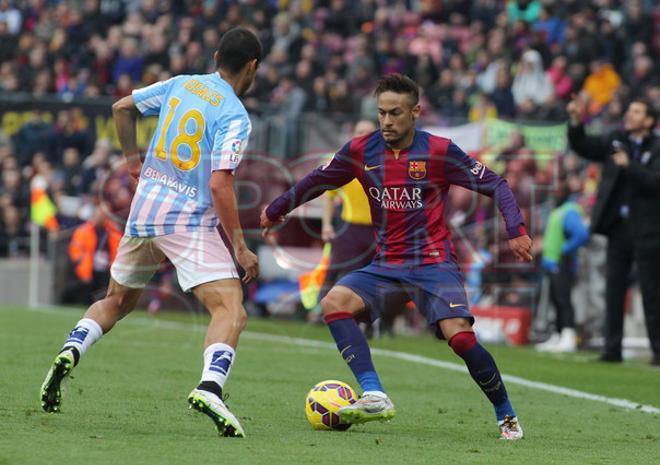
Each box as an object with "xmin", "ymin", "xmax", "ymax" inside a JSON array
[
  {"xmin": 131, "ymin": 77, "xmax": 177, "ymax": 116},
  {"xmin": 561, "ymin": 209, "xmax": 589, "ymax": 255},
  {"xmin": 210, "ymin": 111, "xmax": 251, "ymax": 173}
]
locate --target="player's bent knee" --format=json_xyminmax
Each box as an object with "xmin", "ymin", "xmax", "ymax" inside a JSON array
[
  {"xmin": 439, "ymin": 317, "xmax": 474, "ymax": 340},
  {"xmin": 117, "ymin": 295, "xmax": 133, "ymax": 314},
  {"xmin": 320, "ymin": 293, "xmax": 342, "ymax": 316},
  {"xmin": 115, "ymin": 291, "xmax": 140, "ymax": 316},
  {"xmin": 320, "ymin": 286, "xmax": 364, "ymax": 317},
  {"xmin": 212, "ymin": 301, "xmax": 248, "ymax": 333},
  {"xmin": 105, "ymin": 280, "xmax": 140, "ymax": 316}
]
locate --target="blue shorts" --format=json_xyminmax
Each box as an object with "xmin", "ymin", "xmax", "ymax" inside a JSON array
[{"xmin": 335, "ymin": 262, "xmax": 473, "ymax": 338}]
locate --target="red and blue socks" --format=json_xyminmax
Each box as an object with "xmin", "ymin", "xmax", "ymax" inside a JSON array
[
  {"xmin": 324, "ymin": 315, "xmax": 513, "ymax": 419},
  {"xmin": 449, "ymin": 331, "xmax": 515, "ymax": 422},
  {"xmin": 324, "ymin": 312, "xmax": 384, "ymax": 395}
]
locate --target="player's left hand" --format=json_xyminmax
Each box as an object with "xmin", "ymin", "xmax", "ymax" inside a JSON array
[
  {"xmin": 509, "ymin": 234, "xmax": 533, "ymax": 262},
  {"xmin": 612, "ymin": 150, "xmax": 629, "ymax": 168}
]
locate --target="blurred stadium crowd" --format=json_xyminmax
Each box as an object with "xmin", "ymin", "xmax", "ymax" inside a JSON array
[
  {"xmin": 0, "ymin": 0, "xmax": 660, "ymax": 116},
  {"xmin": 1, "ymin": 1, "xmax": 658, "ymax": 118},
  {"xmin": 0, "ymin": 1, "xmax": 658, "ymax": 322}
]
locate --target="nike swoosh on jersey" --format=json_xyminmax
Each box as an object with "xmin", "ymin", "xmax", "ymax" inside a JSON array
[
  {"xmin": 449, "ymin": 303, "xmax": 465, "ymax": 308},
  {"xmin": 364, "ymin": 164, "xmax": 382, "ymax": 171}
]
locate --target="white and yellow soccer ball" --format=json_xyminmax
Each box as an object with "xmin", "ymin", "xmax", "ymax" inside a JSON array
[{"xmin": 304, "ymin": 380, "xmax": 357, "ymax": 431}]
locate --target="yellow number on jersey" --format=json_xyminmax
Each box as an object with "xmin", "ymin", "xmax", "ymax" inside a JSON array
[{"xmin": 154, "ymin": 97, "xmax": 205, "ymax": 171}]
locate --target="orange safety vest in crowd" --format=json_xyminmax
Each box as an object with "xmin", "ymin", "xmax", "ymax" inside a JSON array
[{"xmin": 68, "ymin": 220, "xmax": 121, "ymax": 282}]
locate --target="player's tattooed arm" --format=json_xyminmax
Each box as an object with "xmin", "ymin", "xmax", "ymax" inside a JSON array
[{"xmin": 112, "ymin": 96, "xmax": 142, "ymax": 180}]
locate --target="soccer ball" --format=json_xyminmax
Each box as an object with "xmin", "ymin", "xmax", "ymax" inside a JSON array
[{"xmin": 304, "ymin": 380, "xmax": 357, "ymax": 431}]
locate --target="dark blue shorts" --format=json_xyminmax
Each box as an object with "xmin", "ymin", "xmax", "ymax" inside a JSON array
[{"xmin": 335, "ymin": 261, "xmax": 474, "ymax": 337}]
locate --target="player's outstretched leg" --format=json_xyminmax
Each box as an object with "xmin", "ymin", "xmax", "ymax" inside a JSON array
[
  {"xmin": 320, "ymin": 286, "xmax": 395, "ymax": 425},
  {"xmin": 40, "ymin": 280, "xmax": 141, "ymax": 413},
  {"xmin": 445, "ymin": 323, "xmax": 523, "ymax": 440},
  {"xmin": 188, "ymin": 280, "xmax": 247, "ymax": 438}
]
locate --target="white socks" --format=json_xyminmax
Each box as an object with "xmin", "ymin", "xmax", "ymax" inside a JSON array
[
  {"xmin": 60, "ymin": 321, "xmax": 237, "ymax": 391},
  {"xmin": 63, "ymin": 318, "xmax": 103, "ymax": 359},
  {"xmin": 200, "ymin": 343, "xmax": 236, "ymax": 390}
]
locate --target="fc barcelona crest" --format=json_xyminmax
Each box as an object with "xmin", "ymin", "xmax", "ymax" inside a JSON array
[{"xmin": 408, "ymin": 161, "xmax": 427, "ymax": 180}]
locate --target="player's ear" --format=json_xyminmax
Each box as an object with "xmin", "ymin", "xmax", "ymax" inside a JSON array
[
  {"xmin": 247, "ymin": 58, "xmax": 258, "ymax": 73},
  {"xmin": 213, "ymin": 51, "xmax": 219, "ymax": 68},
  {"xmin": 411, "ymin": 103, "xmax": 421, "ymax": 119}
]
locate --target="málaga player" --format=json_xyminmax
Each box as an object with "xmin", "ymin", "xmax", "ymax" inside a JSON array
[
  {"xmin": 40, "ymin": 27, "xmax": 262, "ymax": 438},
  {"xmin": 261, "ymin": 74, "xmax": 532, "ymax": 440}
]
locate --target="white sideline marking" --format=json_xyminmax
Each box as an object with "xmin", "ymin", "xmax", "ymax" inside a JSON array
[
  {"xmin": 127, "ymin": 317, "xmax": 660, "ymax": 415},
  {"xmin": 19, "ymin": 306, "xmax": 660, "ymax": 415}
]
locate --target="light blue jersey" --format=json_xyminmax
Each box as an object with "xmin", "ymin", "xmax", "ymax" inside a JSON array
[{"xmin": 126, "ymin": 73, "xmax": 251, "ymax": 237}]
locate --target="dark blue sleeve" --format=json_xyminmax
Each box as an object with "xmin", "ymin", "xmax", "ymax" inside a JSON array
[
  {"xmin": 561, "ymin": 209, "xmax": 589, "ymax": 254},
  {"xmin": 266, "ymin": 142, "xmax": 357, "ymax": 220},
  {"xmin": 443, "ymin": 142, "xmax": 526, "ymax": 239}
]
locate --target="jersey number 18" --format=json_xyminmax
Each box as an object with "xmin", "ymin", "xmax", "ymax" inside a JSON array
[{"xmin": 154, "ymin": 97, "xmax": 205, "ymax": 171}]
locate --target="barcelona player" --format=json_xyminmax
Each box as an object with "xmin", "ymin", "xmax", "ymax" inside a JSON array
[
  {"xmin": 261, "ymin": 74, "xmax": 532, "ymax": 439},
  {"xmin": 40, "ymin": 27, "xmax": 261, "ymax": 438}
]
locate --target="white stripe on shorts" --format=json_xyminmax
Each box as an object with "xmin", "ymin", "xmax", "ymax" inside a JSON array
[{"xmin": 152, "ymin": 189, "xmax": 179, "ymax": 235}]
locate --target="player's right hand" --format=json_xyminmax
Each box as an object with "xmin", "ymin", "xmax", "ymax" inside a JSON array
[
  {"xmin": 236, "ymin": 246, "xmax": 259, "ymax": 283},
  {"xmin": 260, "ymin": 207, "xmax": 284, "ymax": 237}
]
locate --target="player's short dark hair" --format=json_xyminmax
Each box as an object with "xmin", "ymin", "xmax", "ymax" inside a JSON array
[
  {"xmin": 215, "ymin": 27, "xmax": 262, "ymax": 74},
  {"xmin": 374, "ymin": 74, "xmax": 420, "ymax": 106},
  {"xmin": 630, "ymin": 98, "xmax": 658, "ymax": 128}
]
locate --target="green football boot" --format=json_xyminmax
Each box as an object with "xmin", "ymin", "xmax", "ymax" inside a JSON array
[
  {"xmin": 40, "ymin": 349, "xmax": 76, "ymax": 413},
  {"xmin": 188, "ymin": 389, "xmax": 246, "ymax": 438}
]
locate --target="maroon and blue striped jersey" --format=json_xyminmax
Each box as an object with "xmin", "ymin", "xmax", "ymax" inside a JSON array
[{"xmin": 266, "ymin": 130, "xmax": 526, "ymax": 265}]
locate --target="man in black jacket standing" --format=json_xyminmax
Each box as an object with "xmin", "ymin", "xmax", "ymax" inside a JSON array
[{"xmin": 567, "ymin": 96, "xmax": 660, "ymax": 365}]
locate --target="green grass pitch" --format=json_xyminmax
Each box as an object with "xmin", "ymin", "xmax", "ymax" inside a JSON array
[{"xmin": 1, "ymin": 305, "xmax": 658, "ymax": 465}]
